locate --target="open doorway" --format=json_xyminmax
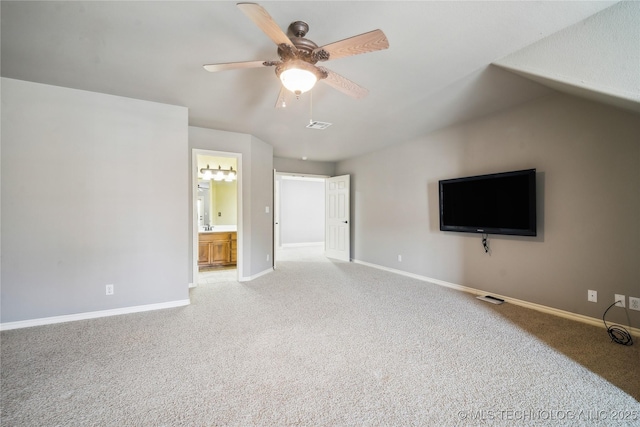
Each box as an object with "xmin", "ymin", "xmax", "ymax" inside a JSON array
[
  {"xmin": 274, "ymin": 173, "xmax": 327, "ymax": 265},
  {"xmin": 193, "ymin": 150, "xmax": 242, "ymax": 285}
]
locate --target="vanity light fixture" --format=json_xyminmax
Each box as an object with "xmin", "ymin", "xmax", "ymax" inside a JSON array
[
  {"xmin": 200, "ymin": 164, "xmax": 237, "ymax": 181},
  {"xmin": 225, "ymin": 167, "xmax": 237, "ymax": 182}
]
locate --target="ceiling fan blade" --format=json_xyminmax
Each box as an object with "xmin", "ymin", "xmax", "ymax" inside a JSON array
[
  {"xmin": 203, "ymin": 60, "xmax": 268, "ymax": 72},
  {"xmin": 274, "ymin": 86, "xmax": 288, "ymax": 109},
  {"xmin": 318, "ymin": 67, "xmax": 369, "ymax": 99},
  {"xmin": 314, "ymin": 29, "xmax": 389, "ymax": 61},
  {"xmin": 237, "ymin": 3, "xmax": 297, "ymax": 51}
]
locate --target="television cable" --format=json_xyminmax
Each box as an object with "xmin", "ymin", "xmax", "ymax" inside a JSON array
[
  {"xmin": 482, "ymin": 233, "xmax": 490, "ymax": 254},
  {"xmin": 602, "ymin": 301, "xmax": 633, "ymax": 346}
]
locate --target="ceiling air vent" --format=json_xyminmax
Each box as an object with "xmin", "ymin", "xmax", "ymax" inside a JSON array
[{"xmin": 306, "ymin": 121, "xmax": 332, "ymax": 130}]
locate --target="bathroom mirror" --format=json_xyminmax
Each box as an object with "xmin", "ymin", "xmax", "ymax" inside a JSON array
[{"xmin": 197, "ymin": 155, "xmax": 238, "ymax": 231}]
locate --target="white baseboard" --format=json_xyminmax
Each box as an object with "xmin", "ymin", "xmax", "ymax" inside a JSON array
[
  {"xmin": 239, "ymin": 267, "xmax": 274, "ymax": 282},
  {"xmin": 0, "ymin": 299, "xmax": 191, "ymax": 331},
  {"xmin": 353, "ymin": 259, "xmax": 640, "ymax": 337}
]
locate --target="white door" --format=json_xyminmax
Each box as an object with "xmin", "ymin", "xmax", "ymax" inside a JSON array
[{"xmin": 325, "ymin": 174, "xmax": 350, "ymax": 261}]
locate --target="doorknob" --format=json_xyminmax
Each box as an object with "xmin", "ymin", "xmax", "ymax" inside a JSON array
[{"xmin": 342, "ymin": 221, "xmax": 348, "ymax": 223}]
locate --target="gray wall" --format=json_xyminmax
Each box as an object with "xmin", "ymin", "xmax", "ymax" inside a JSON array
[
  {"xmin": 274, "ymin": 157, "xmax": 336, "ymax": 176},
  {"xmin": 249, "ymin": 135, "xmax": 275, "ymax": 273},
  {"xmin": 1, "ymin": 78, "xmax": 189, "ymax": 323},
  {"xmin": 337, "ymin": 93, "xmax": 640, "ymax": 325},
  {"xmin": 188, "ymin": 127, "xmax": 274, "ymax": 280},
  {"xmin": 279, "ymin": 178, "xmax": 325, "ymax": 245}
]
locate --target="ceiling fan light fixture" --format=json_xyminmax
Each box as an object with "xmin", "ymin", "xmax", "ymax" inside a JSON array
[
  {"xmin": 204, "ymin": 4, "xmax": 390, "ymax": 104},
  {"xmin": 277, "ymin": 60, "xmax": 321, "ymax": 96},
  {"xmin": 280, "ymin": 68, "xmax": 317, "ymax": 96}
]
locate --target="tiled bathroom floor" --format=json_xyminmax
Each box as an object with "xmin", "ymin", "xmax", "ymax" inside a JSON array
[{"xmin": 198, "ymin": 267, "xmax": 238, "ymax": 284}]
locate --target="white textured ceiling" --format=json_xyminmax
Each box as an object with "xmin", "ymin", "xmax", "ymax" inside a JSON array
[
  {"xmin": 2, "ymin": 1, "xmax": 635, "ymax": 162},
  {"xmin": 495, "ymin": 0, "xmax": 640, "ymax": 113}
]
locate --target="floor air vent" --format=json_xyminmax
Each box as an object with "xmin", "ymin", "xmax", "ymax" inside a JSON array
[{"xmin": 306, "ymin": 121, "xmax": 332, "ymax": 130}]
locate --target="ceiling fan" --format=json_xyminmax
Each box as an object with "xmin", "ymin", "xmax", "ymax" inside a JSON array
[{"xmin": 203, "ymin": 2, "xmax": 389, "ymax": 107}]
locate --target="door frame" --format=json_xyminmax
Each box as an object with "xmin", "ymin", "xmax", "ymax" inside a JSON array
[
  {"xmin": 272, "ymin": 171, "xmax": 332, "ymax": 268},
  {"xmin": 192, "ymin": 149, "xmax": 242, "ymax": 285}
]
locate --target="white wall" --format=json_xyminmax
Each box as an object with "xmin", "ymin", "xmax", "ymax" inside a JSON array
[
  {"xmin": 1, "ymin": 78, "xmax": 189, "ymax": 323},
  {"xmin": 337, "ymin": 93, "xmax": 640, "ymax": 325},
  {"xmin": 495, "ymin": 1, "xmax": 640, "ymax": 112},
  {"xmin": 249, "ymin": 136, "xmax": 275, "ymax": 272},
  {"xmin": 279, "ymin": 177, "xmax": 325, "ymax": 245}
]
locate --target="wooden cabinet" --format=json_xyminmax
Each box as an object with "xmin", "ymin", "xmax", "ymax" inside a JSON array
[
  {"xmin": 198, "ymin": 241, "xmax": 211, "ymax": 265},
  {"xmin": 230, "ymin": 234, "xmax": 238, "ymax": 264},
  {"xmin": 198, "ymin": 232, "xmax": 237, "ymax": 269}
]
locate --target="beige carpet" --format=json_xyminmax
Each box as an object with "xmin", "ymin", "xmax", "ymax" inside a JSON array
[{"xmin": 2, "ymin": 246, "xmax": 639, "ymax": 426}]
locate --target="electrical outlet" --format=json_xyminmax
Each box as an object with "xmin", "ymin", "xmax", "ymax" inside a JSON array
[
  {"xmin": 106, "ymin": 284, "xmax": 114, "ymax": 295},
  {"xmin": 614, "ymin": 294, "xmax": 625, "ymax": 307},
  {"xmin": 587, "ymin": 290, "xmax": 597, "ymax": 303},
  {"xmin": 629, "ymin": 297, "xmax": 640, "ymax": 311},
  {"xmin": 267, "ymin": 254, "xmax": 270, "ymax": 262},
  {"xmin": 398, "ymin": 255, "xmax": 402, "ymax": 262}
]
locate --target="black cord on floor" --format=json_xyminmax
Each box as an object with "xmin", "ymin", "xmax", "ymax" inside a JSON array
[{"xmin": 602, "ymin": 301, "xmax": 634, "ymax": 346}]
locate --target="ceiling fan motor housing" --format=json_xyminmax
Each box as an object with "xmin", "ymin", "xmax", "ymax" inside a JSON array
[
  {"xmin": 288, "ymin": 21, "xmax": 310, "ymax": 38},
  {"xmin": 278, "ymin": 21, "xmax": 329, "ymax": 65}
]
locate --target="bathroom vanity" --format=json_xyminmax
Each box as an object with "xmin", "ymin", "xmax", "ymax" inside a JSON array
[{"xmin": 198, "ymin": 229, "xmax": 237, "ymax": 269}]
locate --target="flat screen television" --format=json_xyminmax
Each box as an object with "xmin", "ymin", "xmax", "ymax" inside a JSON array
[{"xmin": 439, "ymin": 169, "xmax": 537, "ymax": 236}]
